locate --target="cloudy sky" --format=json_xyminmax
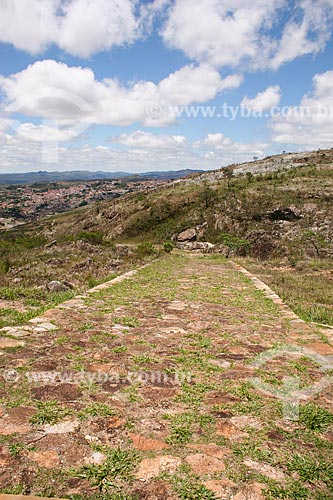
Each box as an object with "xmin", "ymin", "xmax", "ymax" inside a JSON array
[{"xmin": 0, "ymin": 0, "xmax": 333, "ymax": 173}]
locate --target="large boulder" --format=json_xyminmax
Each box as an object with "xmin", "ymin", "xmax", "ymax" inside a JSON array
[
  {"xmin": 178, "ymin": 241, "xmax": 215, "ymax": 253},
  {"xmin": 177, "ymin": 228, "xmax": 197, "ymax": 242}
]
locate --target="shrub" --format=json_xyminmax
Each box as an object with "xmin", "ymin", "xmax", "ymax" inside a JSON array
[
  {"xmin": 0, "ymin": 258, "xmax": 10, "ymax": 274},
  {"xmin": 163, "ymin": 241, "xmax": 174, "ymax": 253},
  {"xmin": 78, "ymin": 231, "xmax": 104, "ymax": 245},
  {"xmin": 136, "ymin": 242, "xmax": 156, "ymax": 258},
  {"xmin": 216, "ymin": 232, "xmax": 250, "ymax": 251}
]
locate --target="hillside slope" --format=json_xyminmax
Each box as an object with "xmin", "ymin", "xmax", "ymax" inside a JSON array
[
  {"xmin": 36, "ymin": 149, "xmax": 333, "ymax": 260},
  {"xmin": 1, "ymin": 148, "xmax": 332, "ymax": 327}
]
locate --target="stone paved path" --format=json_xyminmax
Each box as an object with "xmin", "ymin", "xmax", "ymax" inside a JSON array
[{"xmin": 0, "ymin": 253, "xmax": 332, "ymax": 500}]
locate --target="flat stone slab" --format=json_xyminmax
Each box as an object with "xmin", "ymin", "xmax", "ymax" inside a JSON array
[
  {"xmin": 83, "ymin": 451, "xmax": 107, "ymax": 465},
  {"xmin": 57, "ymin": 299, "xmax": 87, "ymax": 309},
  {"xmin": 167, "ymin": 300, "xmax": 188, "ymax": 310},
  {"xmin": 43, "ymin": 420, "xmax": 80, "ymax": 434},
  {"xmin": 10, "ymin": 330, "xmax": 31, "ymax": 338},
  {"xmin": 185, "ymin": 453, "xmax": 225, "ymax": 474},
  {"xmin": 186, "ymin": 443, "xmax": 231, "ymax": 460},
  {"xmin": 129, "ymin": 433, "xmax": 169, "ymax": 451},
  {"xmin": 28, "ymin": 450, "xmax": 60, "ymax": 468},
  {"xmin": 244, "ymin": 459, "xmax": 285, "ymax": 481},
  {"xmin": 0, "ymin": 338, "xmax": 25, "ymax": 349},
  {"xmin": 306, "ymin": 342, "xmax": 333, "ymax": 355},
  {"xmin": 204, "ymin": 479, "xmax": 237, "ymax": 499},
  {"xmin": 233, "ymin": 482, "xmax": 266, "ymax": 500},
  {"xmin": 136, "ymin": 455, "xmax": 182, "ymax": 481},
  {"xmin": 32, "ymin": 322, "xmax": 58, "ymax": 332},
  {"xmin": 28, "ymin": 317, "xmax": 48, "ymax": 324},
  {"xmin": 0, "ymin": 328, "xmax": 31, "ymax": 338},
  {"xmin": 215, "ymin": 419, "xmax": 248, "ymax": 440},
  {"xmin": 0, "ymin": 407, "xmax": 34, "ymax": 435}
]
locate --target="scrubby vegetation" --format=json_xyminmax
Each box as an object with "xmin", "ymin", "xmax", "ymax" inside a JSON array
[{"xmin": 0, "ymin": 150, "xmax": 332, "ymax": 328}]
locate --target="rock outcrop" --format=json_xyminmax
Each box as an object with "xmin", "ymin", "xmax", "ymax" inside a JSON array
[
  {"xmin": 178, "ymin": 241, "xmax": 215, "ymax": 253},
  {"xmin": 177, "ymin": 228, "xmax": 197, "ymax": 242}
]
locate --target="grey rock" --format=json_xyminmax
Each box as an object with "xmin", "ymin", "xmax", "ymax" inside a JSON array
[
  {"xmin": 178, "ymin": 241, "xmax": 215, "ymax": 253},
  {"xmin": 47, "ymin": 281, "xmax": 69, "ymax": 292},
  {"xmin": 177, "ymin": 228, "xmax": 197, "ymax": 242},
  {"xmin": 43, "ymin": 420, "xmax": 80, "ymax": 434}
]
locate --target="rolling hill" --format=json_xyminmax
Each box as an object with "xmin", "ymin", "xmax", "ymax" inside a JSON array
[{"xmin": 0, "ymin": 148, "xmax": 332, "ymax": 326}]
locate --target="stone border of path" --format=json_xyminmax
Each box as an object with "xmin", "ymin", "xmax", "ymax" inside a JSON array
[
  {"xmin": 55, "ymin": 261, "xmax": 153, "ymax": 310},
  {"xmin": 86, "ymin": 262, "xmax": 152, "ymax": 294},
  {"xmin": 1, "ymin": 255, "xmax": 332, "ymax": 344},
  {"xmin": 0, "ymin": 262, "xmax": 153, "ymax": 341},
  {"xmin": 230, "ymin": 260, "xmax": 333, "ymax": 338},
  {"xmin": 230, "ymin": 261, "xmax": 303, "ymax": 324}
]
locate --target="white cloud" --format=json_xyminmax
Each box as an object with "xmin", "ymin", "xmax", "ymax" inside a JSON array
[
  {"xmin": 0, "ymin": 117, "xmax": 9, "ymax": 133},
  {"xmin": 194, "ymin": 133, "xmax": 269, "ymax": 158},
  {"xmin": 158, "ymin": 64, "xmax": 242, "ymax": 105},
  {"xmin": 111, "ymin": 130, "xmax": 187, "ymax": 149},
  {"xmin": 161, "ymin": 0, "xmax": 333, "ymax": 70},
  {"xmin": 195, "ymin": 133, "xmax": 231, "ymax": 148},
  {"xmin": 270, "ymin": 70, "xmax": 333, "ymax": 147},
  {"xmin": 161, "ymin": 0, "xmax": 278, "ymax": 68},
  {"xmin": 0, "ymin": 61, "xmax": 97, "ymax": 121},
  {"xmin": 15, "ymin": 123, "xmax": 79, "ymax": 142},
  {"xmin": 0, "ymin": 129, "xmax": 270, "ymax": 172},
  {"xmin": 0, "ymin": 0, "xmax": 332, "ymax": 67},
  {"xmin": 138, "ymin": 0, "xmax": 172, "ymax": 36},
  {"xmin": 270, "ymin": 0, "xmax": 333, "ymax": 70},
  {"xmin": 57, "ymin": 0, "xmax": 139, "ymax": 58},
  {"xmin": 0, "ymin": 0, "xmax": 142, "ymax": 57},
  {"xmin": 0, "ymin": 60, "xmax": 242, "ymax": 127},
  {"xmin": 241, "ymin": 86, "xmax": 282, "ymax": 111},
  {"xmin": 0, "ymin": 0, "xmax": 58, "ymax": 54}
]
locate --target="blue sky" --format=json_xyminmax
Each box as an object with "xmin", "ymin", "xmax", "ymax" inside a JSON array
[{"xmin": 0, "ymin": 0, "xmax": 333, "ymax": 172}]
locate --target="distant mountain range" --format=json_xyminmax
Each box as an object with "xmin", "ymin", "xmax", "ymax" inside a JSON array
[{"xmin": 0, "ymin": 169, "xmax": 203, "ymax": 184}]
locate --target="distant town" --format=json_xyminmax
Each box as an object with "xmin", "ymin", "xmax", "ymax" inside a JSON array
[{"xmin": 0, "ymin": 178, "xmax": 167, "ymax": 229}]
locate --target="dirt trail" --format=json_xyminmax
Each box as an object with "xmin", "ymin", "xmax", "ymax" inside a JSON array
[{"xmin": 0, "ymin": 253, "xmax": 332, "ymax": 500}]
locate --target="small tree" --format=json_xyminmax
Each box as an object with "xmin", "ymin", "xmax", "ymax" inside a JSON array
[
  {"xmin": 302, "ymin": 230, "xmax": 328, "ymax": 258},
  {"xmin": 223, "ymin": 166, "xmax": 234, "ymax": 188},
  {"xmin": 200, "ymin": 183, "xmax": 218, "ymax": 208},
  {"xmin": 246, "ymin": 172, "xmax": 253, "ymax": 183},
  {"xmin": 163, "ymin": 242, "xmax": 174, "ymax": 253}
]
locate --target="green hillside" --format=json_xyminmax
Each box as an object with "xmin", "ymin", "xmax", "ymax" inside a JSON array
[{"xmin": 1, "ymin": 150, "xmax": 333, "ymax": 326}]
